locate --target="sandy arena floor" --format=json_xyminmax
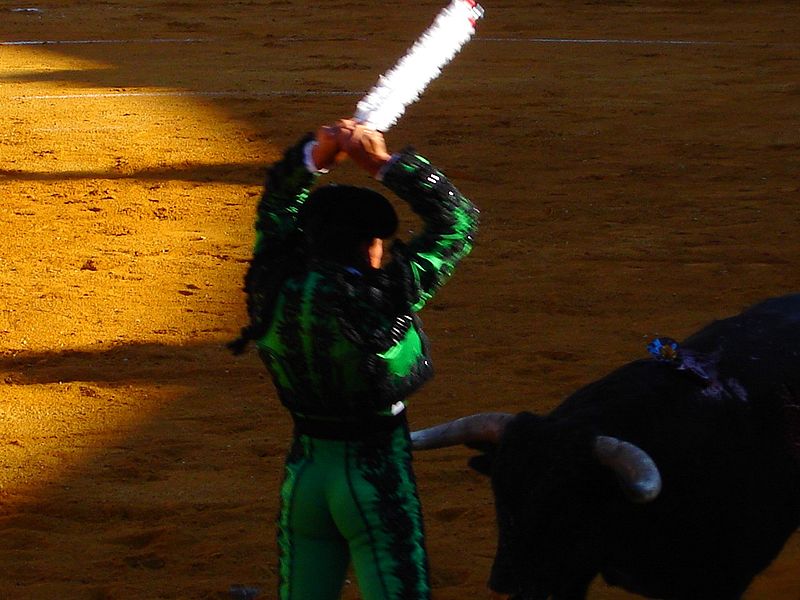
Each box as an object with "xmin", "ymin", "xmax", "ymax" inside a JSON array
[{"xmin": 1, "ymin": 1, "xmax": 799, "ymax": 598}]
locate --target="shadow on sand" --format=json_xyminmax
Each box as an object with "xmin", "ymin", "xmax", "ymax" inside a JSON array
[{"xmin": 0, "ymin": 340, "xmax": 287, "ymax": 598}]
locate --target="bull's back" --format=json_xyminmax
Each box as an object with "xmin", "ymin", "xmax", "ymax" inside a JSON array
[
  {"xmin": 684, "ymin": 293, "xmax": 800, "ymax": 460},
  {"xmin": 682, "ymin": 293, "xmax": 800, "ymax": 389}
]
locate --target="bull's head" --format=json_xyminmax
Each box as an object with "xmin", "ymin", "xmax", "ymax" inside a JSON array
[
  {"xmin": 411, "ymin": 413, "xmax": 662, "ymax": 598},
  {"xmin": 412, "ymin": 412, "xmax": 661, "ymax": 501}
]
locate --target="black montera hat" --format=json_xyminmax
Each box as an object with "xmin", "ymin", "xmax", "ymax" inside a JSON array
[{"xmin": 299, "ymin": 185, "xmax": 398, "ymax": 258}]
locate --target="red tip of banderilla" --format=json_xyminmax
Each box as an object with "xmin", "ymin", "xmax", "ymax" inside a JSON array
[{"xmin": 462, "ymin": 0, "xmax": 485, "ymax": 26}]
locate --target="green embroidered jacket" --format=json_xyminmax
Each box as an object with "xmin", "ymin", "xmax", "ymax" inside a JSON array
[{"xmin": 247, "ymin": 135, "xmax": 478, "ymax": 420}]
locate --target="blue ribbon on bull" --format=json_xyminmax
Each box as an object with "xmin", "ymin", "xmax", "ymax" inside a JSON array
[{"xmin": 647, "ymin": 337, "xmax": 712, "ymax": 382}]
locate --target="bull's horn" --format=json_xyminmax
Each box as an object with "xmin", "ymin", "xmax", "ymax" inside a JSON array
[
  {"xmin": 593, "ymin": 435, "xmax": 662, "ymax": 503},
  {"xmin": 411, "ymin": 412, "xmax": 514, "ymax": 450}
]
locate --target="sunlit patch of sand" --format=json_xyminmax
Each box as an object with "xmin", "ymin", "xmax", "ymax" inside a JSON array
[{"xmin": 1, "ymin": 45, "xmax": 273, "ymax": 493}]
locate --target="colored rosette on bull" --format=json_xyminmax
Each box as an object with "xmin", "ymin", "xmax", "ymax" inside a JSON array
[
  {"xmin": 647, "ymin": 336, "xmax": 712, "ymax": 383},
  {"xmin": 647, "ymin": 337, "xmax": 680, "ymax": 362}
]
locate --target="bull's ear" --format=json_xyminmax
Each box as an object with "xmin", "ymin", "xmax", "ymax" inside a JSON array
[{"xmin": 466, "ymin": 442, "xmax": 496, "ymax": 476}]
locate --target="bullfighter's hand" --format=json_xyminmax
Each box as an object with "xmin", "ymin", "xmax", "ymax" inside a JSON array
[
  {"xmin": 311, "ymin": 123, "xmax": 348, "ymax": 171},
  {"xmin": 341, "ymin": 122, "xmax": 392, "ymax": 178}
]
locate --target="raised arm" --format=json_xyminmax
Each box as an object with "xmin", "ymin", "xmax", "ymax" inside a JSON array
[
  {"xmin": 253, "ymin": 125, "xmax": 344, "ymax": 252},
  {"xmin": 381, "ymin": 150, "xmax": 478, "ymax": 311},
  {"xmin": 341, "ymin": 122, "xmax": 479, "ymax": 312},
  {"xmin": 230, "ymin": 124, "xmax": 347, "ymax": 354}
]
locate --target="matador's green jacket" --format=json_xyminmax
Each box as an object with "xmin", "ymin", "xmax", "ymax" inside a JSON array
[{"xmin": 243, "ymin": 134, "xmax": 479, "ymax": 424}]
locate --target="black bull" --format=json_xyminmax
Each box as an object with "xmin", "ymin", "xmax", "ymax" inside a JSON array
[{"xmin": 412, "ymin": 293, "xmax": 800, "ymax": 600}]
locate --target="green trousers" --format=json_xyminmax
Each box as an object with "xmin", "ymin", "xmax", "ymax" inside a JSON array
[{"xmin": 277, "ymin": 423, "xmax": 431, "ymax": 600}]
